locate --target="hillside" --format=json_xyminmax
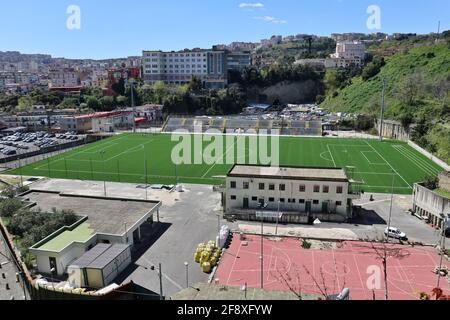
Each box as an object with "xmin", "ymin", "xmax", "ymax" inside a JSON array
[
  {"xmin": 320, "ymin": 42, "xmax": 450, "ymax": 164},
  {"xmin": 321, "ymin": 43, "xmax": 450, "ymax": 115}
]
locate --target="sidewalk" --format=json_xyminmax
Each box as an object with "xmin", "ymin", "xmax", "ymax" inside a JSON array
[{"xmin": 237, "ymin": 223, "xmax": 359, "ymax": 241}]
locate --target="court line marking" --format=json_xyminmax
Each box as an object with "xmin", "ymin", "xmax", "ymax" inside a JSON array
[
  {"xmin": 361, "ymin": 151, "xmax": 389, "ymax": 166},
  {"xmin": 392, "ymin": 145, "xmax": 440, "ymax": 176},
  {"xmin": 364, "ymin": 141, "xmax": 412, "ymax": 189}
]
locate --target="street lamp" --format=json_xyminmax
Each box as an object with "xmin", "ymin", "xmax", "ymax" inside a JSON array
[
  {"xmin": 184, "ymin": 262, "xmax": 189, "ymax": 288},
  {"xmin": 258, "ymin": 202, "xmax": 268, "ymax": 289},
  {"xmin": 436, "ymin": 213, "xmax": 448, "ymax": 288},
  {"xmin": 385, "ymin": 170, "xmax": 395, "ymax": 243}
]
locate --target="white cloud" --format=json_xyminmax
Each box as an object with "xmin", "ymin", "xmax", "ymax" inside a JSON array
[
  {"xmin": 255, "ymin": 16, "xmax": 287, "ymax": 24},
  {"xmin": 239, "ymin": 3, "xmax": 265, "ymax": 9}
]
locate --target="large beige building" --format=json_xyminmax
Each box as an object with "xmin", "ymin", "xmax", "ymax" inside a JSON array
[
  {"xmin": 224, "ymin": 165, "xmax": 360, "ymax": 223},
  {"xmin": 142, "ymin": 48, "xmax": 227, "ymax": 89}
]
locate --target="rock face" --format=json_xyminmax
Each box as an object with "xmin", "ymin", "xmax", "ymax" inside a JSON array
[{"xmin": 247, "ymin": 80, "xmax": 323, "ymax": 105}]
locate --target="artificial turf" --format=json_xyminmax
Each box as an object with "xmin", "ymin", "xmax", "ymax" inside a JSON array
[{"xmin": 8, "ymin": 133, "xmax": 444, "ymax": 195}]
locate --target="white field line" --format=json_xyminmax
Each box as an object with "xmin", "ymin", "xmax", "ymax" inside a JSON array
[
  {"xmin": 364, "ymin": 140, "xmax": 412, "ymax": 189},
  {"xmin": 392, "ymin": 145, "xmax": 440, "ymax": 176},
  {"xmin": 34, "ymin": 139, "xmax": 154, "ymax": 170},
  {"xmin": 361, "ymin": 151, "xmax": 388, "ymax": 165},
  {"xmin": 201, "ymin": 136, "xmax": 239, "ymax": 178},
  {"xmin": 319, "ymin": 151, "xmax": 333, "ymax": 162},
  {"xmin": 326, "ymin": 144, "xmax": 337, "ymax": 167},
  {"xmin": 78, "ymin": 143, "xmax": 119, "ymax": 155},
  {"xmin": 103, "ymin": 140, "xmax": 154, "ymax": 162}
]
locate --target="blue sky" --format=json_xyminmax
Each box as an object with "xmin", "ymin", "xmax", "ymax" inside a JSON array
[{"xmin": 0, "ymin": 0, "xmax": 449, "ymax": 59}]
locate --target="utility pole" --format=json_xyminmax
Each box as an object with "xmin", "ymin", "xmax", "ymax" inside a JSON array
[
  {"xmin": 258, "ymin": 202, "xmax": 268, "ymax": 289},
  {"xmin": 379, "ymin": 78, "xmax": 387, "ymax": 142}
]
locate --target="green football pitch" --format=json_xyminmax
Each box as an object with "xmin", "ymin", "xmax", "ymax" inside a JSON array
[{"xmin": 8, "ymin": 133, "xmax": 444, "ymax": 194}]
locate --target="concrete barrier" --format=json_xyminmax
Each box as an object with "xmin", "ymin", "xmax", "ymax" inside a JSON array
[{"xmin": 408, "ymin": 140, "xmax": 450, "ymax": 172}]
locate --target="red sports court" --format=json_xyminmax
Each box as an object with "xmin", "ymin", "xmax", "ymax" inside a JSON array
[{"xmin": 214, "ymin": 234, "xmax": 450, "ymax": 300}]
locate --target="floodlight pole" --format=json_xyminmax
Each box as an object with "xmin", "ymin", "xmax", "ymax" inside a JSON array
[
  {"xmin": 379, "ymin": 78, "xmax": 387, "ymax": 142},
  {"xmin": 99, "ymin": 151, "xmax": 107, "ymax": 197}
]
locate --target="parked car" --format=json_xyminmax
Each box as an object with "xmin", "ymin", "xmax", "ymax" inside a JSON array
[{"xmin": 384, "ymin": 227, "xmax": 408, "ymax": 240}]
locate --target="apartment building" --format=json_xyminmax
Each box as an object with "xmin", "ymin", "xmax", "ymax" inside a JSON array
[
  {"xmin": 224, "ymin": 165, "xmax": 359, "ymax": 223},
  {"xmin": 226, "ymin": 51, "xmax": 251, "ymax": 71},
  {"xmin": 49, "ymin": 68, "xmax": 81, "ymax": 88},
  {"xmin": 60, "ymin": 111, "xmax": 134, "ymax": 133},
  {"xmin": 142, "ymin": 49, "xmax": 227, "ymax": 89},
  {"xmin": 332, "ymin": 41, "xmax": 366, "ymax": 60}
]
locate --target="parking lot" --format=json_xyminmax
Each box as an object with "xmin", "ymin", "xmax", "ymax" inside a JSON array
[{"xmin": 0, "ymin": 131, "xmax": 85, "ymax": 160}]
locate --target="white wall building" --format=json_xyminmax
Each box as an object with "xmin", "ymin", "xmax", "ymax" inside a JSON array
[{"xmin": 224, "ymin": 165, "xmax": 359, "ymax": 223}]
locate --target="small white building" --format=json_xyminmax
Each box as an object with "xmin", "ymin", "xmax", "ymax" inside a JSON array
[{"xmin": 224, "ymin": 165, "xmax": 359, "ymax": 223}]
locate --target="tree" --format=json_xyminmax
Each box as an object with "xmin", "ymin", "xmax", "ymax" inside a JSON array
[
  {"xmin": 99, "ymin": 96, "xmax": 115, "ymax": 111},
  {"xmin": 422, "ymin": 176, "xmax": 439, "ymax": 190},
  {"xmin": 111, "ymin": 78, "xmax": 126, "ymax": 96},
  {"xmin": 86, "ymin": 96, "xmax": 101, "ymax": 111},
  {"xmin": 188, "ymin": 76, "xmax": 203, "ymax": 93},
  {"xmin": 116, "ymin": 95, "xmax": 128, "ymax": 107},
  {"xmin": 0, "ymin": 198, "xmax": 23, "ymax": 218},
  {"xmin": 362, "ymin": 56, "xmax": 385, "ymax": 81}
]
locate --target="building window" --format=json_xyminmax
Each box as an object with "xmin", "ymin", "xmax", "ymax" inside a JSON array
[
  {"xmin": 280, "ymin": 198, "xmax": 285, "ymax": 203},
  {"xmin": 252, "ymin": 196, "xmax": 258, "ymax": 202},
  {"xmin": 279, "ymin": 184, "xmax": 286, "ymax": 191},
  {"xmin": 230, "ymin": 195, "xmax": 237, "ymax": 200},
  {"xmin": 337, "ymin": 186, "xmax": 343, "ymax": 194},
  {"xmin": 299, "ymin": 199, "xmax": 305, "ymax": 204},
  {"xmin": 230, "ymin": 181, "xmax": 236, "ymax": 189},
  {"xmin": 336, "ymin": 201, "xmax": 342, "ymax": 206},
  {"xmin": 313, "ymin": 200, "xmax": 319, "ymax": 205},
  {"xmin": 269, "ymin": 197, "xmax": 275, "ymax": 202},
  {"xmin": 243, "ymin": 182, "xmax": 249, "ymax": 189},
  {"xmin": 323, "ymin": 186, "xmax": 329, "ymax": 193},
  {"xmin": 288, "ymin": 199, "xmax": 296, "ymax": 203},
  {"xmin": 314, "ymin": 185, "xmax": 320, "ymax": 193},
  {"xmin": 299, "ymin": 185, "xmax": 306, "ymax": 192},
  {"xmin": 269, "ymin": 184, "xmax": 275, "ymax": 191},
  {"xmin": 259, "ymin": 183, "xmax": 265, "ymax": 190}
]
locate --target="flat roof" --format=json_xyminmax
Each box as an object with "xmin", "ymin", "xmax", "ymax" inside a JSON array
[
  {"xmin": 37, "ymin": 222, "xmax": 95, "ymax": 251},
  {"xmin": 22, "ymin": 191, "xmax": 160, "ymax": 235},
  {"xmin": 69, "ymin": 243, "xmax": 129, "ymax": 269},
  {"xmin": 228, "ymin": 165, "xmax": 349, "ymax": 182}
]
